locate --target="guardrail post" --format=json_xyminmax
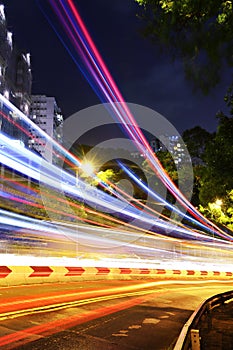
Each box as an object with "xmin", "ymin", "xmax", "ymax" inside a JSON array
[{"xmin": 191, "ymin": 329, "xmax": 201, "ymax": 350}]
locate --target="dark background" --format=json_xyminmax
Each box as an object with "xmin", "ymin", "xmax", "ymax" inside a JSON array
[{"xmin": 2, "ymin": 0, "xmax": 232, "ymax": 134}]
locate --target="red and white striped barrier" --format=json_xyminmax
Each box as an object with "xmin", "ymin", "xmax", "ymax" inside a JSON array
[{"xmin": 0, "ymin": 265, "xmax": 232, "ymax": 286}]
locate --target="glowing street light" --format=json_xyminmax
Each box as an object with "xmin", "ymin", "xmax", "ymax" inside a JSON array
[
  {"xmin": 80, "ymin": 161, "xmax": 95, "ymax": 176},
  {"xmin": 213, "ymin": 199, "xmax": 223, "ymax": 210},
  {"xmin": 75, "ymin": 160, "xmax": 96, "ymax": 187}
]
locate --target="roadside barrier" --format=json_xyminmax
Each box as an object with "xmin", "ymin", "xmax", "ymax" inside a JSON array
[{"xmin": 0, "ymin": 265, "xmax": 232, "ymax": 286}]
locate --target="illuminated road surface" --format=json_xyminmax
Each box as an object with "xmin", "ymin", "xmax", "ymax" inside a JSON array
[{"xmin": 0, "ymin": 280, "xmax": 232, "ymax": 349}]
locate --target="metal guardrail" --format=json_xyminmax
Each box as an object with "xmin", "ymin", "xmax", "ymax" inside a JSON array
[{"xmin": 173, "ymin": 289, "xmax": 233, "ymax": 350}]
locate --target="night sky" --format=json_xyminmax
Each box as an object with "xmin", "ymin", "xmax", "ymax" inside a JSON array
[{"xmin": 2, "ymin": 0, "xmax": 232, "ymax": 135}]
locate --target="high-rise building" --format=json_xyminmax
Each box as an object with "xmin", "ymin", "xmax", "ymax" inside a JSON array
[
  {"xmin": 159, "ymin": 134, "xmax": 187, "ymax": 166},
  {"xmin": 0, "ymin": 4, "xmax": 12, "ymax": 94},
  {"xmin": 29, "ymin": 95, "xmax": 63, "ymax": 163},
  {"xmin": 0, "ymin": 4, "xmax": 32, "ymax": 146}
]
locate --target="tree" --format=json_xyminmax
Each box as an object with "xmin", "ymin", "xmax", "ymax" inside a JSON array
[
  {"xmin": 197, "ymin": 86, "xmax": 233, "ymax": 204},
  {"xmin": 182, "ymin": 126, "xmax": 213, "ymax": 163},
  {"xmin": 199, "ymin": 191, "xmax": 233, "ymax": 230},
  {"xmin": 181, "ymin": 126, "xmax": 213, "ymax": 206},
  {"xmin": 143, "ymin": 150, "xmax": 179, "ymax": 214},
  {"xmin": 90, "ymin": 168, "xmax": 117, "ymax": 187},
  {"xmin": 135, "ymin": 0, "xmax": 233, "ymax": 92}
]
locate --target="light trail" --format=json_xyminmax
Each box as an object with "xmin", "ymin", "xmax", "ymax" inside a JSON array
[
  {"xmin": 2, "ymin": 131, "xmax": 224, "ymax": 242},
  {"xmin": 0, "ymin": 101, "xmax": 225, "ymax": 242},
  {"xmin": 0, "ymin": 84, "xmax": 229, "ymax": 240},
  {"xmin": 0, "ymin": 173, "xmax": 142, "ymax": 232},
  {"xmin": 0, "ymin": 280, "xmax": 232, "ymax": 349},
  {"xmin": 0, "ymin": 98, "xmax": 137, "ymax": 203},
  {"xmin": 0, "ymin": 94, "xmax": 160, "ymax": 219},
  {"xmin": 0, "ymin": 108, "xmax": 77, "ymax": 170},
  {"xmin": 1, "ymin": 171, "xmax": 168, "ymax": 233},
  {"xmin": 0, "ymin": 95, "xmax": 231, "ymax": 263},
  {"xmin": 0, "ymin": 96, "xmax": 81, "ymax": 170},
  {"xmin": 1, "ymin": 205, "xmax": 233, "ymax": 266},
  {"xmin": 118, "ymin": 161, "xmax": 228, "ymax": 239},
  {"xmin": 0, "ymin": 281, "xmax": 168, "ymax": 348},
  {"xmin": 41, "ymin": 0, "xmax": 232, "ymax": 239},
  {"xmin": 0, "ymin": 100, "xmax": 167, "ymax": 227},
  {"xmin": 0, "ymin": 0, "xmax": 231, "ymax": 267},
  {"xmin": 0, "ymin": 208, "xmax": 187, "ymax": 259}
]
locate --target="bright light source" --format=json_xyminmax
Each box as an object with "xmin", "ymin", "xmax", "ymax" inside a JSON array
[
  {"xmin": 80, "ymin": 161, "xmax": 95, "ymax": 176},
  {"xmin": 215, "ymin": 199, "xmax": 222, "ymax": 206},
  {"xmin": 212, "ymin": 199, "xmax": 223, "ymax": 210}
]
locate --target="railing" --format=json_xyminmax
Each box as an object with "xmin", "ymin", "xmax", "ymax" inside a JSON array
[{"xmin": 173, "ymin": 289, "xmax": 233, "ymax": 350}]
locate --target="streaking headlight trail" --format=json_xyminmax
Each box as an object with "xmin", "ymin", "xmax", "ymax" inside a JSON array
[
  {"xmin": 1, "ymin": 130, "xmax": 218, "ymax": 242},
  {"xmin": 36, "ymin": 0, "xmax": 232, "ymax": 240}
]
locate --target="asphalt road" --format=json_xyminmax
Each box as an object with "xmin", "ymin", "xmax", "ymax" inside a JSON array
[{"xmin": 0, "ymin": 279, "xmax": 232, "ymax": 349}]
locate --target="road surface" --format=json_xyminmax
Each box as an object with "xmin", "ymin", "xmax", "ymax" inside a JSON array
[{"xmin": 0, "ymin": 279, "xmax": 232, "ymax": 349}]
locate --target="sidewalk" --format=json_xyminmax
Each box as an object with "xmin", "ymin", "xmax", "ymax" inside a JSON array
[{"xmin": 199, "ymin": 300, "xmax": 233, "ymax": 350}]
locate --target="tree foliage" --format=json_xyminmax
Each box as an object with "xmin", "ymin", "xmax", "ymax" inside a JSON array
[
  {"xmin": 199, "ymin": 190, "xmax": 233, "ymax": 230},
  {"xmin": 143, "ymin": 150, "xmax": 177, "ymax": 178},
  {"xmin": 180, "ymin": 87, "xmax": 233, "ymax": 230},
  {"xmin": 135, "ymin": 0, "xmax": 233, "ymax": 92},
  {"xmin": 182, "ymin": 126, "xmax": 213, "ymax": 162},
  {"xmin": 198, "ymin": 89, "xmax": 233, "ymax": 204},
  {"xmin": 179, "ymin": 84, "xmax": 233, "ymax": 207}
]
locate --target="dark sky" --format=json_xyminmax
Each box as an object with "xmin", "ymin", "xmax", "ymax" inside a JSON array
[{"xmin": 2, "ymin": 0, "xmax": 232, "ymax": 134}]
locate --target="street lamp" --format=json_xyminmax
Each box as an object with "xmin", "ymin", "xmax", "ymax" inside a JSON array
[
  {"xmin": 76, "ymin": 160, "xmax": 95, "ymax": 186},
  {"xmin": 213, "ymin": 199, "xmax": 223, "ymax": 210},
  {"xmin": 80, "ymin": 161, "xmax": 95, "ymax": 177}
]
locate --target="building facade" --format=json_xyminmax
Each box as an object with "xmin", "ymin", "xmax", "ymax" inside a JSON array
[
  {"xmin": 159, "ymin": 134, "xmax": 187, "ymax": 167},
  {"xmin": 0, "ymin": 4, "xmax": 32, "ymax": 146},
  {"xmin": 29, "ymin": 95, "xmax": 63, "ymax": 163}
]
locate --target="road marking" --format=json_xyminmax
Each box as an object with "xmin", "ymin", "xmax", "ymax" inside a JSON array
[
  {"xmin": 143, "ymin": 318, "xmax": 160, "ymax": 325},
  {"xmin": 128, "ymin": 325, "xmax": 141, "ymax": 329},
  {"xmin": 0, "ymin": 289, "xmax": 165, "ymax": 321}
]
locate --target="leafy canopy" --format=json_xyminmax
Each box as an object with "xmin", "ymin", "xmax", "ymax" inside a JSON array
[{"xmin": 135, "ymin": 0, "xmax": 233, "ymax": 92}]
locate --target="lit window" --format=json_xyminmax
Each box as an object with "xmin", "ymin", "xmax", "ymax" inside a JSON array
[
  {"xmin": 7, "ymin": 32, "xmax": 13, "ymax": 49},
  {"xmin": 24, "ymin": 104, "xmax": 29, "ymax": 114},
  {"xmin": 0, "ymin": 5, "xmax": 5, "ymax": 21},
  {"xmin": 3, "ymin": 90, "xmax": 9, "ymax": 99}
]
